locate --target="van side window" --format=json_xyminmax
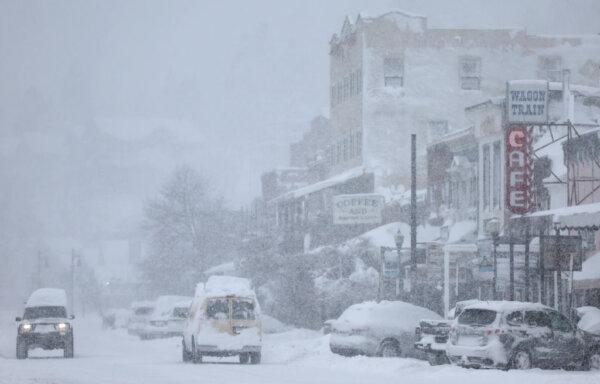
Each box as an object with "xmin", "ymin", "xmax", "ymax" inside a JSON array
[
  {"xmin": 506, "ymin": 311, "xmax": 523, "ymax": 326},
  {"xmin": 206, "ymin": 298, "xmax": 229, "ymax": 320},
  {"xmin": 524, "ymin": 311, "xmax": 551, "ymax": 328},
  {"xmin": 546, "ymin": 310, "xmax": 573, "ymax": 333}
]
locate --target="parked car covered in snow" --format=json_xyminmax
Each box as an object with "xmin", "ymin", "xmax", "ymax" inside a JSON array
[
  {"xmin": 15, "ymin": 288, "xmax": 74, "ymax": 359},
  {"xmin": 182, "ymin": 276, "xmax": 262, "ymax": 364},
  {"xmin": 446, "ymin": 301, "xmax": 600, "ymax": 370},
  {"xmin": 138, "ymin": 296, "xmax": 192, "ymax": 339},
  {"xmin": 329, "ymin": 300, "xmax": 441, "ymax": 358},
  {"xmin": 414, "ymin": 299, "xmax": 479, "ymax": 365},
  {"xmin": 127, "ymin": 301, "xmax": 154, "ymax": 337}
]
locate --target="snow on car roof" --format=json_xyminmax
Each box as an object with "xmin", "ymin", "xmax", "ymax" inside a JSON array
[
  {"xmin": 130, "ymin": 300, "xmax": 154, "ymax": 309},
  {"xmin": 203, "ymin": 275, "xmax": 255, "ymax": 298},
  {"xmin": 26, "ymin": 288, "xmax": 68, "ymax": 308},
  {"xmin": 334, "ymin": 300, "xmax": 440, "ymax": 333},
  {"xmin": 461, "ymin": 300, "xmax": 550, "ymax": 313}
]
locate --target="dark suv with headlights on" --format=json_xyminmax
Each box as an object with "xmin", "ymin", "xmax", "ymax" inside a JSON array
[{"xmin": 15, "ymin": 288, "xmax": 74, "ymax": 359}]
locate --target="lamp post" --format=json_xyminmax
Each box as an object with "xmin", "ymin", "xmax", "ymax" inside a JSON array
[{"xmin": 394, "ymin": 230, "xmax": 405, "ymax": 300}]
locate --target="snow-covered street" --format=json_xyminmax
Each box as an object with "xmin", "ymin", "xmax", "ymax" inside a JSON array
[{"xmin": 1, "ymin": 313, "xmax": 599, "ymax": 384}]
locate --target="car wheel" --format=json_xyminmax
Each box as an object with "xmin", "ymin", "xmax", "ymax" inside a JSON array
[
  {"xmin": 250, "ymin": 352, "xmax": 261, "ymax": 364},
  {"xmin": 379, "ymin": 340, "xmax": 400, "ymax": 358},
  {"xmin": 588, "ymin": 350, "xmax": 600, "ymax": 371},
  {"xmin": 510, "ymin": 349, "xmax": 532, "ymax": 370},
  {"xmin": 427, "ymin": 352, "xmax": 447, "ymax": 366},
  {"xmin": 239, "ymin": 353, "xmax": 249, "ymax": 364},
  {"xmin": 16, "ymin": 338, "xmax": 28, "ymax": 360},
  {"xmin": 182, "ymin": 340, "xmax": 191, "ymax": 363},
  {"xmin": 63, "ymin": 337, "xmax": 74, "ymax": 359}
]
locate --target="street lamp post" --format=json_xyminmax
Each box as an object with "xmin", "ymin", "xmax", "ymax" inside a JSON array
[{"xmin": 394, "ymin": 230, "xmax": 405, "ymax": 300}]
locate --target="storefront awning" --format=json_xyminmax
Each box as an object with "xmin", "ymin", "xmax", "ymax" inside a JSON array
[{"xmin": 514, "ymin": 202, "xmax": 600, "ymax": 231}]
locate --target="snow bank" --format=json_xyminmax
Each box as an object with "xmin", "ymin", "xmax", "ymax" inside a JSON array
[
  {"xmin": 574, "ymin": 252, "xmax": 600, "ymax": 281},
  {"xmin": 577, "ymin": 306, "xmax": 600, "ymax": 335},
  {"xmin": 25, "ymin": 288, "xmax": 67, "ymax": 308},
  {"xmin": 262, "ymin": 314, "xmax": 294, "ymax": 334},
  {"xmin": 333, "ymin": 300, "xmax": 440, "ymax": 333}
]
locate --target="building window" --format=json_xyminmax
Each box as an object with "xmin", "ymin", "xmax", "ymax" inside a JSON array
[
  {"xmin": 538, "ymin": 55, "xmax": 562, "ymax": 82},
  {"xmin": 356, "ymin": 68, "xmax": 362, "ymax": 94},
  {"xmin": 493, "ymin": 141, "xmax": 501, "ymax": 209},
  {"xmin": 384, "ymin": 58, "xmax": 404, "ymax": 88},
  {"xmin": 460, "ymin": 56, "xmax": 481, "ymax": 90},
  {"xmin": 355, "ymin": 132, "xmax": 362, "ymax": 158},
  {"xmin": 336, "ymin": 142, "xmax": 342, "ymax": 164},
  {"xmin": 469, "ymin": 176, "xmax": 478, "ymax": 207},
  {"xmin": 483, "ymin": 144, "xmax": 490, "ymax": 210},
  {"xmin": 343, "ymin": 138, "xmax": 348, "ymax": 161}
]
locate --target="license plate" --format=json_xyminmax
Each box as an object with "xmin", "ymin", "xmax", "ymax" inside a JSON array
[{"xmin": 35, "ymin": 324, "xmax": 55, "ymax": 333}]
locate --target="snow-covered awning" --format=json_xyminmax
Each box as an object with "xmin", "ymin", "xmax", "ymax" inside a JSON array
[
  {"xmin": 515, "ymin": 202, "xmax": 600, "ymax": 230},
  {"xmin": 273, "ymin": 167, "xmax": 369, "ymax": 202}
]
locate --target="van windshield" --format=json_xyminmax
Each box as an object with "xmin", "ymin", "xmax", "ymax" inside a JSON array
[
  {"xmin": 232, "ymin": 299, "xmax": 255, "ymax": 320},
  {"xmin": 458, "ymin": 309, "xmax": 497, "ymax": 326},
  {"xmin": 207, "ymin": 298, "xmax": 229, "ymax": 320},
  {"xmin": 24, "ymin": 306, "xmax": 67, "ymax": 319}
]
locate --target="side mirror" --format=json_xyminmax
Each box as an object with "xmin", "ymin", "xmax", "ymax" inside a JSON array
[
  {"xmin": 15, "ymin": 317, "xmax": 22, "ymax": 322},
  {"xmin": 69, "ymin": 315, "xmax": 75, "ymax": 320}
]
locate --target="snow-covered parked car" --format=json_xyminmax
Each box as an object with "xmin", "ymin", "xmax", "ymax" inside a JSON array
[
  {"xmin": 182, "ymin": 276, "xmax": 262, "ymax": 364},
  {"xmin": 329, "ymin": 300, "xmax": 441, "ymax": 358},
  {"xmin": 414, "ymin": 299, "xmax": 479, "ymax": 365},
  {"xmin": 446, "ymin": 301, "xmax": 600, "ymax": 370},
  {"xmin": 139, "ymin": 296, "xmax": 192, "ymax": 339},
  {"xmin": 127, "ymin": 301, "xmax": 155, "ymax": 337},
  {"xmin": 15, "ymin": 288, "xmax": 75, "ymax": 359}
]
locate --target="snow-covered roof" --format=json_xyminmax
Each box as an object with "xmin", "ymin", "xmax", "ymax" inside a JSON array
[
  {"xmin": 274, "ymin": 167, "xmax": 368, "ymax": 201},
  {"xmin": 26, "ymin": 288, "xmax": 68, "ymax": 308},
  {"xmin": 462, "ymin": 300, "xmax": 550, "ymax": 313},
  {"xmin": 202, "ymin": 276, "xmax": 255, "ymax": 298},
  {"xmin": 333, "ymin": 300, "xmax": 440, "ymax": 333},
  {"xmin": 131, "ymin": 300, "xmax": 154, "ymax": 309}
]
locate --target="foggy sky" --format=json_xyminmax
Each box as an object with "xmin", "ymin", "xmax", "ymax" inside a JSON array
[{"xmin": 1, "ymin": 0, "xmax": 599, "ymax": 207}]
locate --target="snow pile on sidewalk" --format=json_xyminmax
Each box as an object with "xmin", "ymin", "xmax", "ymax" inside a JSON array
[{"xmin": 577, "ymin": 306, "xmax": 600, "ymax": 335}]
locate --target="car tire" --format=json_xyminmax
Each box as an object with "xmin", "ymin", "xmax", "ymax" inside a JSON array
[
  {"xmin": 182, "ymin": 340, "xmax": 191, "ymax": 363},
  {"xmin": 16, "ymin": 338, "xmax": 28, "ymax": 360},
  {"xmin": 239, "ymin": 353, "xmax": 249, "ymax": 364},
  {"xmin": 379, "ymin": 340, "xmax": 400, "ymax": 358},
  {"xmin": 509, "ymin": 349, "xmax": 532, "ymax": 370},
  {"xmin": 427, "ymin": 352, "xmax": 447, "ymax": 366},
  {"xmin": 64, "ymin": 337, "xmax": 74, "ymax": 359},
  {"xmin": 250, "ymin": 352, "xmax": 261, "ymax": 364},
  {"xmin": 191, "ymin": 337, "xmax": 202, "ymax": 364}
]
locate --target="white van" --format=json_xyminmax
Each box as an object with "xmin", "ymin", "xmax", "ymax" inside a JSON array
[{"xmin": 182, "ymin": 276, "xmax": 262, "ymax": 364}]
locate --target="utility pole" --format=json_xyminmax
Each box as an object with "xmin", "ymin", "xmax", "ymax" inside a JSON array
[{"xmin": 410, "ymin": 134, "xmax": 417, "ymax": 303}]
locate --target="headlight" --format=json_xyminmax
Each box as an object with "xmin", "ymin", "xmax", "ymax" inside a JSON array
[
  {"xmin": 20, "ymin": 323, "xmax": 33, "ymax": 333},
  {"xmin": 55, "ymin": 323, "xmax": 70, "ymax": 333}
]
